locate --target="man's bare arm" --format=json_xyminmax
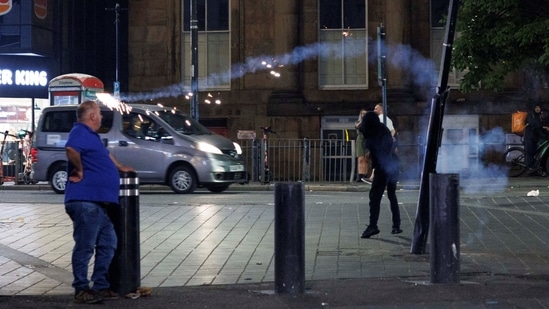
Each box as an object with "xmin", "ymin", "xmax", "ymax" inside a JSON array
[
  {"xmin": 66, "ymin": 146, "xmax": 83, "ymax": 182},
  {"xmin": 109, "ymin": 153, "xmax": 135, "ymax": 173}
]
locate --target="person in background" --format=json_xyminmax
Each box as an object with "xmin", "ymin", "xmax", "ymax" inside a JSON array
[
  {"xmin": 370, "ymin": 103, "xmax": 398, "ymax": 182},
  {"xmin": 359, "ymin": 111, "xmax": 402, "ymax": 238},
  {"xmin": 374, "ymin": 103, "xmax": 396, "ymax": 137},
  {"xmin": 64, "ymin": 101, "xmax": 134, "ymax": 304},
  {"xmin": 355, "ymin": 108, "xmax": 370, "ymax": 182},
  {"xmin": 524, "ymin": 104, "xmax": 543, "ymax": 175}
]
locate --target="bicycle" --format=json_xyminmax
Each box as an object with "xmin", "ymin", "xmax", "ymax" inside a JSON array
[
  {"xmin": 259, "ymin": 126, "xmax": 275, "ymax": 184},
  {"xmin": 17, "ymin": 129, "xmax": 37, "ymax": 184},
  {"xmin": 502, "ymin": 138, "xmax": 549, "ymax": 177},
  {"xmin": 1, "ymin": 130, "xmax": 37, "ymax": 185},
  {"xmin": 1, "ymin": 130, "xmax": 18, "ymax": 184}
]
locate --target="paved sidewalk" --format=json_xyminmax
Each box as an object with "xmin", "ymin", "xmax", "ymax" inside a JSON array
[{"xmin": 1, "ymin": 176, "xmax": 549, "ymax": 308}]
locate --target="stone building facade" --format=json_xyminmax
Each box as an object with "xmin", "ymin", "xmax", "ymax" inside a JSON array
[
  {"xmin": 126, "ymin": 0, "xmax": 549, "ymax": 176},
  {"xmin": 127, "ymin": 0, "xmax": 428, "ymax": 136}
]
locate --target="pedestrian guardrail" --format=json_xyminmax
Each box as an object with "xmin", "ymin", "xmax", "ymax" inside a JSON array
[
  {"xmin": 240, "ymin": 138, "xmax": 357, "ymax": 183},
  {"xmin": 239, "ymin": 137, "xmax": 507, "ymax": 183}
]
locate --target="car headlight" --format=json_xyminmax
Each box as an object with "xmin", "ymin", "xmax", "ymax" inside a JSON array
[
  {"xmin": 197, "ymin": 141, "xmax": 222, "ymax": 154},
  {"xmin": 233, "ymin": 142, "xmax": 243, "ymax": 155}
]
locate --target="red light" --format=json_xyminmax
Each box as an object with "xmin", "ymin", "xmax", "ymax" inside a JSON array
[{"xmin": 30, "ymin": 147, "xmax": 38, "ymax": 163}]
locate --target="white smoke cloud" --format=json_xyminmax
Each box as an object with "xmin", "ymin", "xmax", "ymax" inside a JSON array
[{"xmin": 460, "ymin": 127, "xmax": 508, "ymax": 194}]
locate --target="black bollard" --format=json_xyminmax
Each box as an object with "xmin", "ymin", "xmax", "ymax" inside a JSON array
[
  {"xmin": 274, "ymin": 182, "xmax": 305, "ymax": 295},
  {"xmin": 108, "ymin": 171, "xmax": 141, "ymax": 295},
  {"xmin": 429, "ymin": 173, "xmax": 460, "ymax": 283}
]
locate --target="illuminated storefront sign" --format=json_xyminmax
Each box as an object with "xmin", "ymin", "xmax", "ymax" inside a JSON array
[
  {"xmin": 1, "ymin": 69, "xmax": 48, "ymax": 86},
  {"xmin": 0, "ymin": 55, "xmax": 56, "ymax": 98}
]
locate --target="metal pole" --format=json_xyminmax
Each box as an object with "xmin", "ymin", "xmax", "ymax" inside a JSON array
[
  {"xmin": 115, "ymin": 3, "xmax": 119, "ymax": 83},
  {"xmin": 411, "ymin": 0, "xmax": 460, "ymax": 254},
  {"xmin": 274, "ymin": 182, "xmax": 305, "ymax": 295},
  {"xmin": 114, "ymin": 3, "xmax": 120, "ymax": 97},
  {"xmin": 108, "ymin": 171, "xmax": 140, "ymax": 295},
  {"xmin": 190, "ymin": 0, "xmax": 199, "ymax": 120},
  {"xmin": 252, "ymin": 139, "xmax": 260, "ymax": 182},
  {"xmin": 302, "ymin": 138, "xmax": 310, "ymax": 182},
  {"xmin": 31, "ymin": 98, "xmax": 35, "ymax": 133},
  {"xmin": 430, "ymin": 173, "xmax": 460, "ymax": 283},
  {"xmin": 106, "ymin": 3, "xmax": 126, "ymax": 98},
  {"xmin": 377, "ymin": 24, "xmax": 388, "ymax": 126}
]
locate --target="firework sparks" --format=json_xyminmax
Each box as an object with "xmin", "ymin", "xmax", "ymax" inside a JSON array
[{"xmin": 96, "ymin": 93, "xmax": 132, "ymax": 114}]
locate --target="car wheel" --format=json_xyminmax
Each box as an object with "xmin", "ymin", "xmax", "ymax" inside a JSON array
[
  {"xmin": 169, "ymin": 165, "xmax": 197, "ymax": 194},
  {"xmin": 206, "ymin": 184, "xmax": 230, "ymax": 193},
  {"xmin": 50, "ymin": 163, "xmax": 67, "ymax": 194}
]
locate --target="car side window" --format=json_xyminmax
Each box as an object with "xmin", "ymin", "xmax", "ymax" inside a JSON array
[
  {"xmin": 122, "ymin": 112, "xmax": 171, "ymax": 142},
  {"xmin": 42, "ymin": 111, "xmax": 75, "ymax": 132},
  {"xmin": 41, "ymin": 109, "xmax": 113, "ymax": 133}
]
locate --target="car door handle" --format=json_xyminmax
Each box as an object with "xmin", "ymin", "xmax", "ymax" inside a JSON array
[{"xmin": 119, "ymin": 140, "xmax": 129, "ymax": 147}]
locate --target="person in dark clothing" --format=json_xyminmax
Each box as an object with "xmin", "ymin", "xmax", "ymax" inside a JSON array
[
  {"xmin": 524, "ymin": 104, "xmax": 543, "ymax": 175},
  {"xmin": 358, "ymin": 111, "xmax": 402, "ymax": 238}
]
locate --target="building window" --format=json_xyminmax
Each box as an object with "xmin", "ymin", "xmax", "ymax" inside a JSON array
[
  {"xmin": 182, "ymin": 0, "xmax": 230, "ymax": 90},
  {"xmin": 318, "ymin": 0, "xmax": 368, "ymax": 89}
]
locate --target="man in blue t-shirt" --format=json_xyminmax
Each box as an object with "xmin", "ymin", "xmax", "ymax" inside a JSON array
[{"xmin": 64, "ymin": 101, "xmax": 134, "ymax": 304}]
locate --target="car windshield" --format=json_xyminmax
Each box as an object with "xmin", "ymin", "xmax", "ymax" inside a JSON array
[{"xmin": 155, "ymin": 110, "xmax": 211, "ymax": 134}]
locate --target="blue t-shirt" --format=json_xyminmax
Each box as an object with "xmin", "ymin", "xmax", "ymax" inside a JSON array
[{"xmin": 64, "ymin": 123, "xmax": 120, "ymax": 204}]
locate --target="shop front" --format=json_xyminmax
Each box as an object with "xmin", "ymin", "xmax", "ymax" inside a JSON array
[
  {"xmin": 0, "ymin": 54, "xmax": 56, "ymax": 183},
  {"xmin": 0, "ymin": 55, "xmax": 55, "ymax": 132}
]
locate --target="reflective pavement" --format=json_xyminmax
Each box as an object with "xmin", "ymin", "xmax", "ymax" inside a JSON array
[{"xmin": 0, "ymin": 177, "xmax": 549, "ymax": 300}]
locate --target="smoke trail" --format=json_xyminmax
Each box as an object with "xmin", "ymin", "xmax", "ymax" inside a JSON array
[
  {"xmin": 121, "ymin": 40, "xmax": 370, "ymax": 102},
  {"xmin": 120, "ymin": 38, "xmax": 436, "ymax": 102},
  {"xmin": 386, "ymin": 44, "xmax": 437, "ymax": 90},
  {"xmin": 120, "ymin": 83, "xmax": 188, "ymax": 103}
]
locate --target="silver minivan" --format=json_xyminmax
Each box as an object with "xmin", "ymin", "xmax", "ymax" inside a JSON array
[{"xmin": 31, "ymin": 103, "xmax": 247, "ymax": 194}]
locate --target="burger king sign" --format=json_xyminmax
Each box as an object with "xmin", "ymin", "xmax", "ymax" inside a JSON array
[
  {"xmin": 35, "ymin": 0, "xmax": 47, "ymax": 19},
  {"xmin": 0, "ymin": 0, "xmax": 12, "ymax": 16}
]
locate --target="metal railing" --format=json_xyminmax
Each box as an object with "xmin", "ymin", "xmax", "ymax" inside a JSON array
[
  {"xmin": 239, "ymin": 137, "xmax": 508, "ymax": 183},
  {"xmin": 240, "ymin": 139, "xmax": 357, "ymax": 183},
  {"xmin": 1, "ymin": 136, "xmax": 510, "ymax": 185}
]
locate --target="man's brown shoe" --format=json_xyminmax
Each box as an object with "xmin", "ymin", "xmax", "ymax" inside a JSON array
[{"xmin": 74, "ymin": 289, "xmax": 103, "ymax": 304}]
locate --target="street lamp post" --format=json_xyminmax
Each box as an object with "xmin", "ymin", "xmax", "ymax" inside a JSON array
[
  {"xmin": 377, "ymin": 24, "xmax": 388, "ymax": 125},
  {"xmin": 190, "ymin": 0, "xmax": 199, "ymax": 120},
  {"xmin": 106, "ymin": 3, "xmax": 127, "ymax": 98}
]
